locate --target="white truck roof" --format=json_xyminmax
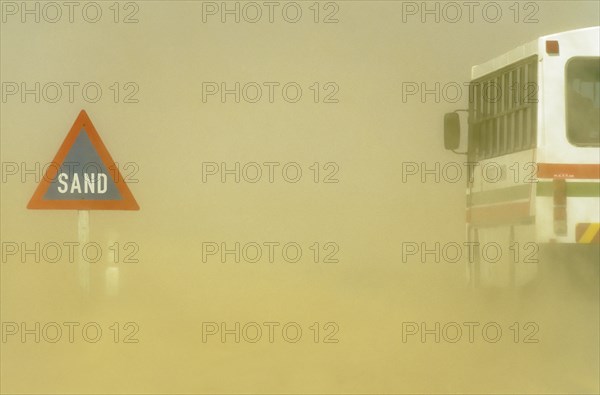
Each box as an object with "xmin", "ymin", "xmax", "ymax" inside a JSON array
[{"xmin": 471, "ymin": 26, "xmax": 600, "ymax": 80}]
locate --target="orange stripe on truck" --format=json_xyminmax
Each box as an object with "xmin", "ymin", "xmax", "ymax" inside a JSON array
[{"xmin": 537, "ymin": 163, "xmax": 600, "ymax": 179}]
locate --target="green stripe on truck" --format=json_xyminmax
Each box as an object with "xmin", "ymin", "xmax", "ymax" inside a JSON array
[
  {"xmin": 536, "ymin": 182, "xmax": 600, "ymax": 197},
  {"xmin": 468, "ymin": 182, "xmax": 600, "ymax": 207}
]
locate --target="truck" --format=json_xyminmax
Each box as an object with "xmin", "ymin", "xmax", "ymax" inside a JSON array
[{"xmin": 444, "ymin": 26, "xmax": 599, "ymax": 288}]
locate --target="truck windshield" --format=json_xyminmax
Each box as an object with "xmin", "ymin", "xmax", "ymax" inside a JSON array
[{"xmin": 566, "ymin": 57, "xmax": 600, "ymax": 146}]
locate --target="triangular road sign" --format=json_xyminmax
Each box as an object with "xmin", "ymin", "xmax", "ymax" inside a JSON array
[{"xmin": 28, "ymin": 110, "xmax": 139, "ymax": 210}]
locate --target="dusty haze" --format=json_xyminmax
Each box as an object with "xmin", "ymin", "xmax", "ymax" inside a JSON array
[{"xmin": 1, "ymin": 1, "xmax": 599, "ymax": 394}]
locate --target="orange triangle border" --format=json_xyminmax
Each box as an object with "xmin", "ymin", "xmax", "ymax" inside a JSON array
[{"xmin": 27, "ymin": 110, "xmax": 139, "ymax": 210}]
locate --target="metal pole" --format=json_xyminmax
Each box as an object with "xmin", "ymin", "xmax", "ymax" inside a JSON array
[
  {"xmin": 78, "ymin": 210, "xmax": 90, "ymax": 293},
  {"xmin": 106, "ymin": 236, "xmax": 119, "ymax": 297}
]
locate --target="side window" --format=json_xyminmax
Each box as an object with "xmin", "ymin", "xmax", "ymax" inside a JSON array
[
  {"xmin": 566, "ymin": 57, "xmax": 600, "ymax": 146},
  {"xmin": 469, "ymin": 56, "xmax": 538, "ymax": 161}
]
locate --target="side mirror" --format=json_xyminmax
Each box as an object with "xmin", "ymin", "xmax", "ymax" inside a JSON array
[{"xmin": 444, "ymin": 112, "xmax": 461, "ymax": 150}]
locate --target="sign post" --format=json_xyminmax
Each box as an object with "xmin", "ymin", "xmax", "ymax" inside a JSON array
[
  {"xmin": 28, "ymin": 110, "xmax": 139, "ymax": 293},
  {"xmin": 78, "ymin": 210, "xmax": 90, "ymax": 293}
]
